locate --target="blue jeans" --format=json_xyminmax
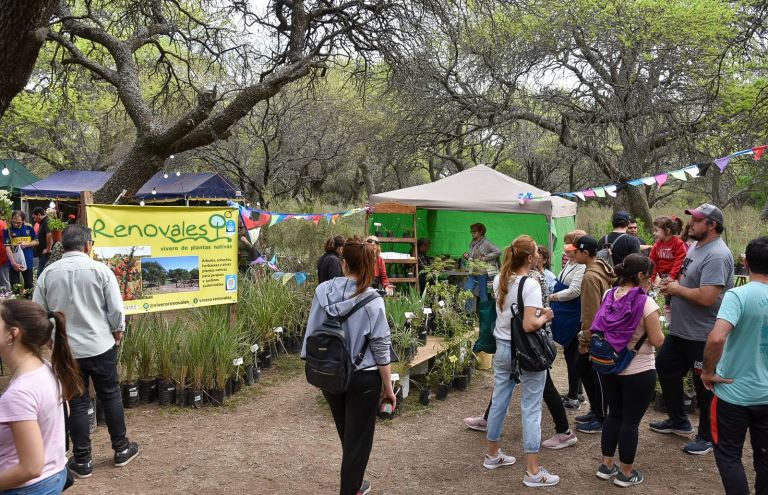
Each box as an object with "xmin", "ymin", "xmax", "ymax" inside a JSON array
[
  {"xmin": 0, "ymin": 468, "xmax": 67, "ymax": 495},
  {"xmin": 486, "ymin": 339, "xmax": 547, "ymax": 453}
]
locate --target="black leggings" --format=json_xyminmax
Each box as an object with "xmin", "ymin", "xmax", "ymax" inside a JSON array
[
  {"xmin": 601, "ymin": 370, "xmax": 656, "ymax": 465},
  {"xmin": 563, "ymin": 338, "xmax": 582, "ymax": 399},
  {"xmin": 483, "ymin": 370, "xmax": 569, "ymax": 434},
  {"xmin": 323, "ymin": 370, "xmax": 382, "ymax": 495}
]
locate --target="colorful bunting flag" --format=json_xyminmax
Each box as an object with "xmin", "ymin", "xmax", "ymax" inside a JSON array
[
  {"xmin": 641, "ymin": 177, "xmax": 657, "ymax": 186},
  {"xmin": 684, "ymin": 166, "xmax": 700, "ymax": 178},
  {"xmin": 714, "ymin": 157, "xmax": 730, "ymax": 173},
  {"xmin": 670, "ymin": 170, "xmax": 688, "ymax": 181},
  {"xmin": 753, "ymin": 145, "xmax": 766, "ymax": 161},
  {"xmin": 594, "ymin": 187, "xmax": 606, "ymax": 198},
  {"xmin": 604, "ymin": 185, "xmax": 618, "ymax": 197},
  {"xmin": 575, "ymin": 192, "xmax": 586, "ymax": 201},
  {"xmin": 655, "ymin": 173, "xmax": 668, "ymax": 189}
]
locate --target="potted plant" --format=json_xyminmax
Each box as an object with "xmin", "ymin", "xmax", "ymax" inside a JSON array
[
  {"xmin": 45, "ymin": 208, "xmax": 67, "ymax": 242},
  {"xmin": 119, "ymin": 333, "xmax": 139, "ymax": 409},
  {"xmin": 155, "ymin": 320, "xmax": 180, "ymax": 406},
  {"xmin": 186, "ymin": 327, "xmax": 207, "ymax": 408},
  {"xmin": 134, "ymin": 317, "xmax": 157, "ymax": 404},
  {"xmin": 172, "ymin": 335, "xmax": 190, "ymax": 407}
]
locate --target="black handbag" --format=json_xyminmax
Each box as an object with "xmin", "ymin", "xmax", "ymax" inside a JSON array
[{"xmin": 510, "ymin": 276, "xmax": 557, "ymax": 382}]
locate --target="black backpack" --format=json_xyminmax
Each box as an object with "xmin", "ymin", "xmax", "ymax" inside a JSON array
[
  {"xmin": 304, "ymin": 291, "xmax": 381, "ymax": 394},
  {"xmin": 510, "ymin": 276, "xmax": 557, "ymax": 381}
]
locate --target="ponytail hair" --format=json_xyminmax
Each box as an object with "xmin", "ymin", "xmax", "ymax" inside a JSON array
[
  {"xmin": 497, "ymin": 235, "xmax": 536, "ymax": 310},
  {"xmin": 324, "ymin": 235, "xmax": 345, "ymax": 252},
  {"xmin": 653, "ymin": 216, "xmax": 682, "ymax": 236},
  {"xmin": 0, "ymin": 300, "xmax": 83, "ymax": 401},
  {"xmin": 614, "ymin": 254, "xmax": 654, "ymax": 287},
  {"xmin": 342, "ymin": 236, "xmax": 377, "ymax": 296}
]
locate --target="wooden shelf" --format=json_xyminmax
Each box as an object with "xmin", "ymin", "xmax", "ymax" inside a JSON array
[
  {"xmin": 389, "ymin": 277, "xmax": 417, "ymax": 283},
  {"xmin": 383, "ymin": 258, "xmax": 417, "ymax": 264},
  {"xmin": 378, "ymin": 237, "xmax": 416, "ymax": 243},
  {"xmin": 406, "ymin": 335, "xmax": 448, "ymax": 368}
]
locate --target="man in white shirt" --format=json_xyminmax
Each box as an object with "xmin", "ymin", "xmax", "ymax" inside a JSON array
[{"xmin": 33, "ymin": 225, "xmax": 139, "ymax": 478}]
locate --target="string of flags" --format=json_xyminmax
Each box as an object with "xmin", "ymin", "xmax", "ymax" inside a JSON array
[
  {"xmin": 515, "ymin": 144, "xmax": 767, "ymax": 204},
  {"xmin": 235, "ymin": 202, "xmax": 366, "ymax": 229},
  {"xmin": 249, "ymin": 255, "xmax": 308, "ymax": 285}
]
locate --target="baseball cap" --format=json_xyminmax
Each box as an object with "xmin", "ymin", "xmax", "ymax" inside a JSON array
[
  {"xmin": 685, "ymin": 203, "xmax": 724, "ymax": 225},
  {"xmin": 612, "ymin": 211, "xmax": 630, "ymax": 224},
  {"xmin": 563, "ymin": 243, "xmax": 576, "ymax": 252},
  {"xmin": 575, "ymin": 235, "xmax": 599, "ymax": 256}
]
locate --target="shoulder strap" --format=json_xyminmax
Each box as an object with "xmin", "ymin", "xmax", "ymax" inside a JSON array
[
  {"xmin": 633, "ymin": 333, "xmax": 648, "ymax": 352},
  {"xmin": 514, "ymin": 276, "xmax": 528, "ymax": 319},
  {"xmin": 337, "ymin": 291, "xmax": 381, "ymax": 323}
]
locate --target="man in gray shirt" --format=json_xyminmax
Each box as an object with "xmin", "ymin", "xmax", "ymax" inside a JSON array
[
  {"xmin": 650, "ymin": 204, "xmax": 734, "ymax": 456},
  {"xmin": 33, "ymin": 225, "xmax": 139, "ymax": 477}
]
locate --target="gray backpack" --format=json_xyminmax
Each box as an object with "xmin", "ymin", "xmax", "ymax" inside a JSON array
[{"xmin": 597, "ymin": 233, "xmax": 626, "ymax": 267}]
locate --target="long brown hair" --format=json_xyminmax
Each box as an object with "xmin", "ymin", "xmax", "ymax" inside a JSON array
[
  {"xmin": 342, "ymin": 236, "xmax": 377, "ymax": 296},
  {"xmin": 653, "ymin": 216, "xmax": 684, "ymax": 236},
  {"xmin": 497, "ymin": 235, "xmax": 537, "ymax": 310},
  {"xmin": 0, "ymin": 300, "xmax": 84, "ymax": 401}
]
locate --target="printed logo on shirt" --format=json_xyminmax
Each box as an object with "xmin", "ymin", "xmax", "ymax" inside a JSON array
[
  {"xmin": 679, "ymin": 257, "xmax": 693, "ymax": 278},
  {"xmin": 9, "ymin": 236, "xmax": 31, "ymax": 246}
]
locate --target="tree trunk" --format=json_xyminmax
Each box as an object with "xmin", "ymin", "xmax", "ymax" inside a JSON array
[
  {"xmin": 621, "ymin": 185, "xmax": 654, "ymax": 231},
  {"xmin": 93, "ymin": 144, "xmax": 164, "ymax": 203},
  {"xmin": 0, "ymin": 0, "xmax": 55, "ymax": 117}
]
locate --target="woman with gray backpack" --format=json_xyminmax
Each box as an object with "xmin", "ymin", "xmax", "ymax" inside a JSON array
[
  {"xmin": 590, "ymin": 254, "xmax": 665, "ymax": 487},
  {"xmin": 302, "ymin": 236, "xmax": 396, "ymax": 495}
]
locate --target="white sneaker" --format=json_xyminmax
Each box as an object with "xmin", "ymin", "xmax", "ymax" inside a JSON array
[
  {"xmin": 464, "ymin": 415, "xmax": 487, "ymax": 432},
  {"xmin": 523, "ymin": 467, "xmax": 560, "ymax": 487},
  {"xmin": 483, "ymin": 450, "xmax": 516, "ymax": 469},
  {"xmin": 541, "ymin": 430, "xmax": 578, "ymax": 450}
]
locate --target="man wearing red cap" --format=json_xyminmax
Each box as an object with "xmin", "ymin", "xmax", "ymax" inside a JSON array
[{"xmin": 651, "ymin": 203, "xmax": 734, "ymax": 455}]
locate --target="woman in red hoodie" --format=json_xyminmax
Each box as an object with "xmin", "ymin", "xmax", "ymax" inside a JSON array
[
  {"xmin": 365, "ymin": 236, "xmax": 394, "ymax": 295},
  {"xmin": 649, "ymin": 216, "xmax": 687, "ymax": 320}
]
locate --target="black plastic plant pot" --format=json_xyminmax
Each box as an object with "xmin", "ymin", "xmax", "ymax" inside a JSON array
[
  {"xmin": 138, "ymin": 378, "xmax": 155, "ymax": 404},
  {"xmin": 464, "ymin": 367, "xmax": 473, "ymax": 386},
  {"xmin": 254, "ymin": 367, "xmax": 262, "ymax": 383},
  {"xmin": 419, "ymin": 389, "xmax": 431, "ymax": 406},
  {"xmin": 175, "ymin": 384, "xmax": 188, "ymax": 407},
  {"xmin": 208, "ymin": 388, "xmax": 225, "ymax": 406},
  {"xmin": 188, "ymin": 389, "xmax": 204, "ymax": 408},
  {"xmin": 225, "ymin": 378, "xmax": 233, "ymax": 397},
  {"xmin": 122, "ymin": 382, "xmax": 139, "ymax": 409},
  {"xmin": 436, "ymin": 383, "xmax": 449, "ymax": 400},
  {"xmin": 245, "ymin": 365, "xmax": 255, "ymax": 386},
  {"xmin": 231, "ymin": 376, "xmax": 242, "ymax": 395},
  {"xmin": 453, "ymin": 374, "xmax": 468, "ymax": 391},
  {"xmin": 417, "ymin": 326, "xmax": 428, "ymax": 345},
  {"xmin": 157, "ymin": 379, "xmax": 175, "ymax": 406},
  {"xmin": 258, "ymin": 351, "xmax": 272, "ymax": 369}
]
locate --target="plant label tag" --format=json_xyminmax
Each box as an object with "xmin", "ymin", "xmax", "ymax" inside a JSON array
[
  {"xmin": 374, "ymin": 222, "xmax": 382, "ymax": 227},
  {"xmin": 404, "ymin": 312, "xmax": 415, "ymax": 319},
  {"xmin": 391, "ymin": 373, "xmax": 400, "ymax": 382},
  {"xmin": 250, "ymin": 344, "xmax": 259, "ymax": 353},
  {"xmin": 274, "ymin": 327, "xmax": 283, "ymax": 333},
  {"xmin": 233, "ymin": 357, "xmax": 244, "ymax": 366},
  {"xmin": 423, "ymin": 307, "xmax": 432, "ymax": 314},
  {"xmin": 438, "ymin": 300, "xmax": 446, "ymax": 307}
]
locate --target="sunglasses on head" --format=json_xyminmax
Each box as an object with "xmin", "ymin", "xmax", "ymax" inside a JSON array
[{"xmin": 366, "ymin": 239, "xmax": 380, "ymax": 245}]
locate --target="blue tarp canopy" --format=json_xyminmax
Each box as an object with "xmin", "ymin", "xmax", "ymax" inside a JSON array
[
  {"xmin": 133, "ymin": 172, "xmax": 241, "ymax": 202},
  {"xmin": 20, "ymin": 171, "xmax": 113, "ymax": 200}
]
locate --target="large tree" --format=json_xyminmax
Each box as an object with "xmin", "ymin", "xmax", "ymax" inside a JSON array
[
  {"xmin": 388, "ymin": 0, "xmax": 760, "ymax": 226},
  {"xmin": 44, "ymin": 0, "xmax": 403, "ymax": 203},
  {"xmin": 0, "ymin": 0, "xmax": 56, "ymax": 117}
]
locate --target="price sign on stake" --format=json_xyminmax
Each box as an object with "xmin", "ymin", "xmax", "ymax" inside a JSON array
[
  {"xmin": 233, "ymin": 357, "xmax": 244, "ymax": 366},
  {"xmin": 404, "ymin": 312, "xmax": 415, "ymax": 319},
  {"xmin": 250, "ymin": 344, "xmax": 259, "ymax": 353},
  {"xmin": 274, "ymin": 327, "xmax": 283, "ymax": 333},
  {"xmin": 423, "ymin": 308, "xmax": 432, "ymax": 315},
  {"xmin": 438, "ymin": 300, "xmax": 446, "ymax": 307},
  {"xmin": 391, "ymin": 373, "xmax": 400, "ymax": 382}
]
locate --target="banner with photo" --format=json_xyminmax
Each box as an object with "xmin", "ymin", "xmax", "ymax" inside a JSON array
[{"xmin": 87, "ymin": 205, "xmax": 239, "ymax": 314}]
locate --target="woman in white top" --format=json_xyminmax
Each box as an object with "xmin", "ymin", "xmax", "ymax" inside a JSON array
[
  {"xmin": 549, "ymin": 231, "xmax": 587, "ymax": 407},
  {"xmin": 483, "ymin": 235, "xmax": 559, "ymax": 487},
  {"xmin": 593, "ymin": 254, "xmax": 664, "ymax": 487}
]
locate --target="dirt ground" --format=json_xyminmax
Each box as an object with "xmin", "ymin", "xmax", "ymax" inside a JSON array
[{"xmin": 52, "ymin": 352, "xmax": 752, "ymax": 495}]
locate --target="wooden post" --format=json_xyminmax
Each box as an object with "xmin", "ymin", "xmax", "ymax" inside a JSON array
[
  {"xmin": 228, "ymin": 303, "xmax": 237, "ymax": 329},
  {"xmin": 78, "ymin": 191, "xmax": 93, "ymax": 226}
]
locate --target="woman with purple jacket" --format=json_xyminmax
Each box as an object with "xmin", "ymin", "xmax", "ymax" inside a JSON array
[{"xmin": 592, "ymin": 254, "xmax": 665, "ymax": 487}]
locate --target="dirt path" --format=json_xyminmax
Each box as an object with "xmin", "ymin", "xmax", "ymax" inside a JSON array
[{"xmin": 68, "ymin": 354, "xmax": 741, "ymax": 495}]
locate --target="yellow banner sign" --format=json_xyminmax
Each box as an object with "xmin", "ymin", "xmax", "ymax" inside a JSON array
[{"xmin": 87, "ymin": 205, "xmax": 238, "ymax": 314}]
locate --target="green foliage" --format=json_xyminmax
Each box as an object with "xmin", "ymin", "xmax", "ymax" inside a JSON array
[
  {"xmin": 155, "ymin": 319, "xmax": 182, "ymax": 380},
  {"xmin": 132, "ymin": 315, "xmax": 157, "ymax": 379}
]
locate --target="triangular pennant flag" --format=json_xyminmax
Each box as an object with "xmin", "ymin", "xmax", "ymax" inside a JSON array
[
  {"xmin": 594, "ymin": 187, "xmax": 606, "ymax": 198},
  {"xmin": 628, "ymin": 179, "xmax": 644, "ymax": 186},
  {"xmin": 294, "ymin": 272, "xmax": 308, "ymax": 285},
  {"xmin": 583, "ymin": 190, "xmax": 596, "ymax": 198},
  {"xmin": 698, "ymin": 162, "xmax": 712, "ymax": 176},
  {"xmin": 312, "ymin": 215, "xmax": 321, "ymax": 225},
  {"xmin": 604, "ymin": 185, "xmax": 618, "ymax": 197},
  {"xmin": 641, "ymin": 177, "xmax": 657, "ymax": 186},
  {"xmin": 575, "ymin": 192, "xmax": 586, "ymax": 201},
  {"xmin": 670, "ymin": 170, "xmax": 688, "ymax": 181},
  {"xmin": 325, "ymin": 214, "xmax": 333, "ymax": 224},
  {"xmin": 331, "ymin": 214, "xmax": 339, "ymax": 225},
  {"xmin": 247, "ymin": 227, "xmax": 260, "ymax": 243},
  {"xmin": 714, "ymin": 156, "xmax": 731, "ymax": 173},
  {"xmin": 684, "ymin": 166, "xmax": 700, "ymax": 178},
  {"xmin": 281, "ymin": 273, "xmax": 294, "ymax": 285},
  {"xmin": 753, "ymin": 145, "xmax": 766, "ymax": 160},
  {"xmin": 655, "ymin": 173, "xmax": 668, "ymax": 189},
  {"xmin": 269, "ymin": 215, "xmax": 281, "ymax": 227}
]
